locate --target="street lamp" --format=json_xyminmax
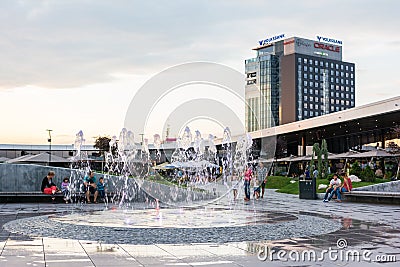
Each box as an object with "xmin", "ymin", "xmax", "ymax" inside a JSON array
[{"xmin": 46, "ymin": 129, "xmax": 52, "ymax": 165}]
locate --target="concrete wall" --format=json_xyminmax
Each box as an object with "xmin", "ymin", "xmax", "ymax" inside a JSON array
[
  {"xmin": 352, "ymin": 180, "xmax": 400, "ymax": 192},
  {"xmin": 0, "ymin": 163, "xmax": 217, "ymax": 204},
  {"xmin": 0, "ymin": 163, "xmax": 72, "ymax": 192}
]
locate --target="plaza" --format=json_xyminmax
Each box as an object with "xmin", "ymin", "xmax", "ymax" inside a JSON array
[{"xmin": 0, "ymin": 189, "xmax": 399, "ymax": 266}]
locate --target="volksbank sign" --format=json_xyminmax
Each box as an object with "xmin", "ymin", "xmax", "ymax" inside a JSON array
[
  {"xmin": 316, "ymin": 35, "xmax": 343, "ymax": 45},
  {"xmin": 258, "ymin": 33, "xmax": 285, "ymax": 46}
]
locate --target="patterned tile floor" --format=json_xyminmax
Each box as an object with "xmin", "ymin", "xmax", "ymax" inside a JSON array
[{"xmin": 0, "ymin": 190, "xmax": 399, "ymax": 266}]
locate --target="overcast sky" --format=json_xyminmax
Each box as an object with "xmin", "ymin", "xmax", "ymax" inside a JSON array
[{"xmin": 0, "ymin": 0, "xmax": 399, "ymax": 144}]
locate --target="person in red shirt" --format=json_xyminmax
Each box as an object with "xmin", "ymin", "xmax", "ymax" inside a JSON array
[
  {"xmin": 243, "ymin": 165, "xmax": 252, "ymax": 201},
  {"xmin": 336, "ymin": 172, "xmax": 353, "ymax": 202}
]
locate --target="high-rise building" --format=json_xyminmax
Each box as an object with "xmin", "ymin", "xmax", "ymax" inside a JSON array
[{"xmin": 245, "ymin": 35, "xmax": 355, "ymax": 132}]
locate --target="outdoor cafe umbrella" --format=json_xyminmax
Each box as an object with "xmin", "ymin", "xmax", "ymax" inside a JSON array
[
  {"xmin": 345, "ymin": 149, "xmax": 396, "ymax": 158},
  {"xmin": 329, "ymin": 151, "xmax": 360, "ymax": 160}
]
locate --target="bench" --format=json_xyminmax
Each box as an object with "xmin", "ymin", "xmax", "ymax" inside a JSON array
[
  {"xmin": 0, "ymin": 191, "xmax": 116, "ymax": 203},
  {"xmin": 0, "ymin": 191, "xmax": 65, "ymax": 203},
  {"xmin": 342, "ymin": 191, "xmax": 400, "ymax": 205}
]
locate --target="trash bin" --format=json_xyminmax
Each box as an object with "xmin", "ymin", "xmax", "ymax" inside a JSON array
[{"xmin": 299, "ymin": 178, "xmax": 317, "ymax": 199}]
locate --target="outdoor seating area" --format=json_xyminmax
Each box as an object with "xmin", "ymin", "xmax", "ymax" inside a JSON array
[{"xmin": 260, "ymin": 149, "xmax": 400, "ymax": 179}]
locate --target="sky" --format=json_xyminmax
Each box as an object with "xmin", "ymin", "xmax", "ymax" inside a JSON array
[{"xmin": 0, "ymin": 0, "xmax": 399, "ymax": 144}]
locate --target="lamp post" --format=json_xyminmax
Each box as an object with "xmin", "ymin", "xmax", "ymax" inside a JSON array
[
  {"xmin": 46, "ymin": 129, "xmax": 52, "ymax": 165},
  {"xmin": 139, "ymin": 133, "xmax": 144, "ymax": 145}
]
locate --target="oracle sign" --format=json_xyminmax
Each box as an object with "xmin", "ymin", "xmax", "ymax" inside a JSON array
[
  {"xmin": 284, "ymin": 37, "xmax": 342, "ymax": 61},
  {"xmin": 314, "ymin": 42, "xmax": 340, "ymax": 53}
]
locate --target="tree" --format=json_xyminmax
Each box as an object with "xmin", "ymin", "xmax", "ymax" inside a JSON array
[
  {"xmin": 361, "ymin": 165, "xmax": 375, "ymax": 182},
  {"xmin": 349, "ymin": 161, "xmax": 362, "ymax": 177},
  {"xmin": 310, "ymin": 139, "xmax": 329, "ymax": 179},
  {"xmin": 94, "ymin": 136, "xmax": 111, "ymax": 156},
  {"xmin": 321, "ymin": 139, "xmax": 329, "ymax": 178}
]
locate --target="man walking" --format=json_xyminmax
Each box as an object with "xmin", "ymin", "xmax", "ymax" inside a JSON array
[{"xmin": 257, "ymin": 162, "xmax": 268, "ymax": 198}]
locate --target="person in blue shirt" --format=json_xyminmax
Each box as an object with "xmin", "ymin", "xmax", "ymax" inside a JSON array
[
  {"xmin": 97, "ymin": 177, "xmax": 106, "ymax": 201},
  {"xmin": 83, "ymin": 171, "xmax": 98, "ymax": 203}
]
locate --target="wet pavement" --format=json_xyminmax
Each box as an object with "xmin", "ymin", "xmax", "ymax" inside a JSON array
[{"xmin": 1, "ymin": 189, "xmax": 399, "ymax": 266}]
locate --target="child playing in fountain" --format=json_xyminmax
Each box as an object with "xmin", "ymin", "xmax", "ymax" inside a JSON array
[
  {"xmin": 253, "ymin": 179, "xmax": 260, "ymax": 199},
  {"xmin": 61, "ymin": 177, "xmax": 70, "ymax": 204},
  {"xmin": 97, "ymin": 177, "xmax": 106, "ymax": 202}
]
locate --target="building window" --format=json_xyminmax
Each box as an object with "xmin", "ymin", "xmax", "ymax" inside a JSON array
[
  {"xmin": 346, "ymin": 65, "xmax": 349, "ymax": 71},
  {"xmin": 298, "ymin": 57, "xmax": 302, "ymax": 63},
  {"xmin": 304, "ymin": 80, "xmax": 308, "ymax": 86},
  {"xmin": 309, "ymin": 59, "xmax": 313, "ymax": 65},
  {"xmin": 304, "ymin": 58, "xmax": 308, "ymax": 64},
  {"xmin": 331, "ymin": 63, "xmax": 334, "ymax": 68},
  {"xmin": 310, "ymin": 66, "xmax": 313, "ymax": 72},
  {"xmin": 320, "ymin": 61, "xmax": 323, "ymax": 67},
  {"xmin": 304, "ymin": 110, "xmax": 308, "ymax": 116},
  {"xmin": 351, "ymin": 73, "xmax": 354, "ymax": 78},
  {"xmin": 310, "ymin": 111, "xmax": 314, "ymax": 116},
  {"xmin": 304, "ymin": 103, "xmax": 308, "ymax": 108},
  {"xmin": 315, "ymin": 82, "xmax": 319, "ymax": 88},
  {"xmin": 351, "ymin": 66, "xmax": 354, "ymax": 71},
  {"xmin": 304, "ymin": 73, "xmax": 307, "ymax": 79},
  {"xmin": 315, "ymin": 75, "xmax": 319, "ymax": 80},
  {"xmin": 304, "ymin": 66, "xmax": 308, "ymax": 71},
  {"xmin": 315, "ymin": 60, "xmax": 318, "ymax": 66},
  {"xmin": 304, "ymin": 96, "xmax": 308, "ymax": 101}
]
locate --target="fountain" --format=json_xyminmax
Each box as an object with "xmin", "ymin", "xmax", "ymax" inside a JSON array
[{"xmin": 2, "ymin": 127, "xmax": 342, "ymax": 246}]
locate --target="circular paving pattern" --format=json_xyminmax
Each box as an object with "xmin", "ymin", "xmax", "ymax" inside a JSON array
[{"xmin": 3, "ymin": 207, "xmax": 341, "ymax": 244}]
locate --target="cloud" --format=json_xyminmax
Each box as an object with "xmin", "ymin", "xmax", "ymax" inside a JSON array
[{"xmin": 0, "ymin": 0, "xmax": 398, "ymax": 95}]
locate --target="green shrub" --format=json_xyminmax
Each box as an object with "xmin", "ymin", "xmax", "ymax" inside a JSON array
[
  {"xmin": 360, "ymin": 165, "xmax": 375, "ymax": 182},
  {"xmin": 350, "ymin": 161, "xmax": 362, "ymax": 177},
  {"xmin": 385, "ymin": 171, "xmax": 393, "ymax": 179}
]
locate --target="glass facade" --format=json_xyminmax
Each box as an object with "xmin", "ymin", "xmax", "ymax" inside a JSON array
[{"xmin": 245, "ymin": 54, "xmax": 279, "ymax": 131}]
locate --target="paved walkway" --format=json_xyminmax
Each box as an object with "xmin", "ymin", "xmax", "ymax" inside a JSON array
[{"xmin": 0, "ymin": 190, "xmax": 399, "ymax": 266}]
